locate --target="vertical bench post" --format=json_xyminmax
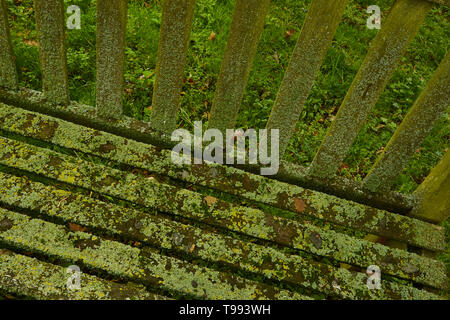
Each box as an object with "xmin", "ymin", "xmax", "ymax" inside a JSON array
[
  {"xmin": 150, "ymin": 0, "xmax": 196, "ymax": 134},
  {"xmin": 35, "ymin": 0, "xmax": 69, "ymax": 105},
  {"xmin": 363, "ymin": 51, "xmax": 450, "ymax": 192},
  {"xmin": 266, "ymin": 0, "xmax": 349, "ymax": 157},
  {"xmin": 208, "ymin": 0, "xmax": 271, "ymax": 133},
  {"xmin": 308, "ymin": 0, "xmax": 432, "ymax": 178},
  {"xmin": 96, "ymin": 0, "xmax": 127, "ymax": 119},
  {"xmin": 0, "ymin": 0, "xmax": 18, "ymax": 89}
]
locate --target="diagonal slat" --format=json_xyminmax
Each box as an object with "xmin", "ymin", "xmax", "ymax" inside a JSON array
[
  {"xmin": 96, "ymin": 0, "xmax": 127, "ymax": 118},
  {"xmin": 266, "ymin": 0, "xmax": 349, "ymax": 157},
  {"xmin": 0, "ymin": 103, "xmax": 444, "ymax": 252},
  {"xmin": 363, "ymin": 51, "xmax": 450, "ymax": 192},
  {"xmin": 0, "ymin": 0, "xmax": 18, "ymax": 89},
  {"xmin": 0, "ymin": 136, "xmax": 445, "ymax": 289},
  {"xmin": 410, "ymin": 150, "xmax": 450, "ymax": 224},
  {"xmin": 34, "ymin": 0, "xmax": 69, "ymax": 105},
  {"xmin": 208, "ymin": 0, "xmax": 271, "ymax": 133},
  {"xmin": 150, "ymin": 0, "xmax": 196, "ymax": 133},
  {"xmin": 308, "ymin": 0, "xmax": 432, "ymax": 178}
]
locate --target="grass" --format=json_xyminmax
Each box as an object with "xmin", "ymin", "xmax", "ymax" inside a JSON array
[{"xmin": 2, "ymin": 0, "xmax": 449, "ymax": 294}]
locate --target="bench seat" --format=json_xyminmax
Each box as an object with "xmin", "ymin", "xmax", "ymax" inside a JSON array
[{"xmin": 0, "ymin": 102, "xmax": 445, "ymax": 300}]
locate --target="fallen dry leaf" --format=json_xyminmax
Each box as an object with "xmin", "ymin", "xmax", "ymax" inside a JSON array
[
  {"xmin": 68, "ymin": 223, "xmax": 87, "ymax": 232},
  {"xmin": 204, "ymin": 195, "xmax": 217, "ymax": 206},
  {"xmin": 23, "ymin": 39, "xmax": 38, "ymax": 47},
  {"xmin": 338, "ymin": 163, "xmax": 349, "ymax": 171},
  {"xmin": 208, "ymin": 31, "xmax": 216, "ymax": 41},
  {"xmin": 293, "ymin": 198, "xmax": 306, "ymax": 213},
  {"xmin": 376, "ymin": 147, "xmax": 384, "ymax": 155},
  {"xmin": 285, "ymin": 29, "xmax": 295, "ymax": 39}
]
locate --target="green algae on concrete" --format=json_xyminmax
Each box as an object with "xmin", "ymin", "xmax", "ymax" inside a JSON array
[
  {"xmin": 34, "ymin": 0, "xmax": 69, "ymax": 105},
  {"xmin": 96, "ymin": 0, "xmax": 127, "ymax": 119},
  {"xmin": 266, "ymin": 0, "xmax": 349, "ymax": 157},
  {"xmin": 0, "ymin": 0, "xmax": 18, "ymax": 89},
  {"xmin": 208, "ymin": 0, "xmax": 271, "ymax": 133},
  {"xmin": 0, "ymin": 250, "xmax": 166, "ymax": 300},
  {"xmin": 0, "ymin": 136, "xmax": 445, "ymax": 289},
  {"xmin": 151, "ymin": 0, "xmax": 196, "ymax": 134},
  {"xmin": 363, "ymin": 51, "xmax": 450, "ymax": 192},
  {"xmin": 0, "ymin": 88, "xmax": 415, "ymax": 214},
  {"xmin": 308, "ymin": 0, "xmax": 432, "ymax": 178},
  {"xmin": 0, "ymin": 104, "xmax": 443, "ymax": 252},
  {"xmin": 0, "ymin": 172, "xmax": 437, "ymax": 300},
  {"xmin": 411, "ymin": 150, "xmax": 450, "ymax": 224},
  {"xmin": 0, "ymin": 208, "xmax": 310, "ymax": 300}
]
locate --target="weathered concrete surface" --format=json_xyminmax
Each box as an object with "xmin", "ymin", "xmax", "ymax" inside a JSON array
[
  {"xmin": 0, "ymin": 172, "xmax": 438, "ymax": 299},
  {"xmin": 0, "ymin": 136, "xmax": 445, "ymax": 289},
  {"xmin": 0, "ymin": 249, "xmax": 167, "ymax": 300},
  {"xmin": 0, "ymin": 104, "xmax": 444, "ymax": 252}
]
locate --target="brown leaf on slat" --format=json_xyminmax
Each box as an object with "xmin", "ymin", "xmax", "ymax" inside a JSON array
[
  {"xmin": 293, "ymin": 198, "xmax": 306, "ymax": 213},
  {"xmin": 68, "ymin": 223, "xmax": 87, "ymax": 232},
  {"xmin": 208, "ymin": 31, "xmax": 216, "ymax": 41}
]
